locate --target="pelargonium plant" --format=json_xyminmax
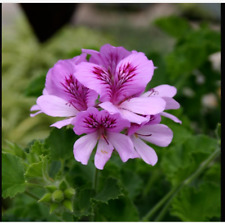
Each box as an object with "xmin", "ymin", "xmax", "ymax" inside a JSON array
[{"xmin": 31, "ymin": 44, "xmax": 181, "ymax": 170}]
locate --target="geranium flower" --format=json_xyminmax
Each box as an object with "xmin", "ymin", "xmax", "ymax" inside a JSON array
[
  {"xmin": 72, "ymin": 107, "xmax": 139, "ymax": 170},
  {"xmin": 30, "ymin": 55, "xmax": 98, "ymax": 128},
  {"xmin": 73, "ymin": 44, "xmax": 166, "ymax": 124},
  {"xmin": 128, "ymin": 116, "xmax": 173, "ymax": 166}
]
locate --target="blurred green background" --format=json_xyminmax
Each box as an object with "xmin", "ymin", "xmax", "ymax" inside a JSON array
[{"xmin": 2, "ymin": 3, "xmax": 221, "ymax": 221}]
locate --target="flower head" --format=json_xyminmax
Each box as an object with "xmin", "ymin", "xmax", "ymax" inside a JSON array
[
  {"xmin": 72, "ymin": 107, "xmax": 139, "ymax": 170},
  {"xmin": 30, "ymin": 44, "xmax": 181, "ymax": 169}
]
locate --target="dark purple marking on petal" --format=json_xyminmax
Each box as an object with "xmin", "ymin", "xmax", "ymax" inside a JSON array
[
  {"xmin": 61, "ymin": 74, "xmax": 89, "ymax": 111},
  {"xmin": 93, "ymin": 67, "xmax": 111, "ymax": 84},
  {"xmin": 83, "ymin": 113, "xmax": 117, "ymax": 131},
  {"xmin": 136, "ymin": 133, "xmax": 152, "ymax": 137},
  {"xmin": 147, "ymin": 88, "xmax": 159, "ymax": 96}
]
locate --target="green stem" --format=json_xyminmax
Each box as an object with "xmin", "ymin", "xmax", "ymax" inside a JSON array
[
  {"xmin": 142, "ymin": 147, "xmax": 220, "ymax": 221},
  {"xmin": 92, "ymin": 168, "xmax": 99, "ymax": 191}
]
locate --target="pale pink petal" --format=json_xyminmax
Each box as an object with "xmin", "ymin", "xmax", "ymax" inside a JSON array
[
  {"xmin": 73, "ymin": 132, "xmax": 98, "ymax": 165},
  {"xmin": 73, "ymin": 62, "xmax": 111, "ymax": 101},
  {"xmin": 128, "ymin": 123, "xmax": 142, "ymax": 136},
  {"xmin": 94, "ymin": 138, "xmax": 114, "ymax": 170},
  {"xmin": 45, "ymin": 59, "xmax": 76, "ymax": 97},
  {"xmin": 142, "ymin": 85, "xmax": 177, "ymax": 98},
  {"xmin": 164, "ymin": 97, "xmax": 180, "ymax": 110},
  {"xmin": 136, "ymin": 124, "xmax": 173, "ymax": 147},
  {"xmin": 30, "ymin": 104, "xmax": 42, "ymax": 117},
  {"xmin": 50, "ymin": 117, "xmax": 75, "ymax": 129},
  {"xmin": 86, "ymin": 90, "xmax": 99, "ymax": 108},
  {"xmin": 131, "ymin": 136, "xmax": 158, "ymax": 166},
  {"xmin": 119, "ymin": 109, "xmax": 150, "ymax": 124},
  {"xmin": 30, "ymin": 104, "xmax": 40, "ymax": 111},
  {"xmin": 107, "ymin": 132, "xmax": 139, "ymax": 162},
  {"xmin": 100, "ymin": 101, "xmax": 149, "ymax": 125},
  {"xmin": 120, "ymin": 97, "xmax": 166, "ymax": 115},
  {"xmin": 99, "ymin": 102, "xmax": 121, "ymax": 114},
  {"xmin": 153, "ymin": 85, "xmax": 177, "ymax": 97},
  {"xmin": 99, "ymin": 44, "xmax": 131, "ymax": 72},
  {"xmin": 113, "ymin": 52, "xmax": 155, "ymax": 104},
  {"xmin": 30, "ymin": 111, "xmax": 42, "ymax": 117},
  {"xmin": 160, "ymin": 112, "xmax": 182, "ymax": 124},
  {"xmin": 37, "ymin": 95, "xmax": 78, "ymax": 117}
]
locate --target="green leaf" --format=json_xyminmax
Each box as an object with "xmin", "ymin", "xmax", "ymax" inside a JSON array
[
  {"xmin": 165, "ymin": 26, "xmax": 220, "ymax": 81},
  {"xmin": 171, "ymin": 182, "xmax": 220, "ymax": 221},
  {"xmin": 94, "ymin": 177, "xmax": 123, "ymax": 203},
  {"xmin": 121, "ymin": 169, "xmax": 144, "ymax": 199},
  {"xmin": 3, "ymin": 141, "xmax": 26, "ymax": 160},
  {"xmin": 24, "ymin": 156, "xmax": 49, "ymax": 184},
  {"xmin": 155, "ymin": 16, "xmax": 191, "ymax": 38},
  {"xmin": 95, "ymin": 196, "xmax": 139, "ymax": 221},
  {"xmin": 73, "ymin": 188, "xmax": 95, "ymax": 218},
  {"xmin": 2, "ymin": 153, "xmax": 26, "ymax": 198},
  {"xmin": 45, "ymin": 127, "xmax": 78, "ymax": 160},
  {"xmin": 161, "ymin": 134, "xmax": 218, "ymax": 186},
  {"xmin": 25, "ymin": 73, "xmax": 46, "ymax": 97}
]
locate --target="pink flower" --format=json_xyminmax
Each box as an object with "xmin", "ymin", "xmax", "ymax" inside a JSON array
[
  {"xmin": 30, "ymin": 55, "xmax": 98, "ymax": 128},
  {"xmin": 72, "ymin": 107, "xmax": 139, "ymax": 170},
  {"xmin": 73, "ymin": 44, "xmax": 166, "ymax": 124},
  {"xmin": 128, "ymin": 116, "xmax": 173, "ymax": 166}
]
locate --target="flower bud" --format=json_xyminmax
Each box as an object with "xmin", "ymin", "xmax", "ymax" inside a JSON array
[
  {"xmin": 38, "ymin": 193, "xmax": 52, "ymax": 203},
  {"xmin": 52, "ymin": 190, "xmax": 64, "ymax": 203},
  {"xmin": 64, "ymin": 188, "xmax": 76, "ymax": 199},
  {"xmin": 63, "ymin": 199, "xmax": 73, "ymax": 212},
  {"xmin": 45, "ymin": 185, "xmax": 57, "ymax": 192},
  {"xmin": 59, "ymin": 180, "xmax": 68, "ymax": 191},
  {"xmin": 50, "ymin": 203, "xmax": 59, "ymax": 214}
]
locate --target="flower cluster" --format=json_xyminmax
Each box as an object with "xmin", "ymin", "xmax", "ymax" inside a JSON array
[{"xmin": 31, "ymin": 44, "xmax": 181, "ymax": 170}]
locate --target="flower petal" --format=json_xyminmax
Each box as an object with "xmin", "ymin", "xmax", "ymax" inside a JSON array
[
  {"xmin": 108, "ymin": 132, "xmax": 139, "ymax": 162},
  {"xmin": 94, "ymin": 138, "xmax": 114, "ymax": 170},
  {"xmin": 37, "ymin": 95, "xmax": 78, "ymax": 117},
  {"xmin": 30, "ymin": 104, "xmax": 42, "ymax": 117},
  {"xmin": 73, "ymin": 132, "xmax": 98, "ymax": 165},
  {"xmin": 164, "ymin": 97, "xmax": 180, "ymax": 110},
  {"xmin": 131, "ymin": 136, "xmax": 158, "ymax": 165},
  {"xmin": 136, "ymin": 124, "xmax": 173, "ymax": 147},
  {"xmin": 160, "ymin": 112, "xmax": 182, "ymax": 124},
  {"xmin": 142, "ymin": 85, "xmax": 177, "ymax": 98},
  {"xmin": 113, "ymin": 52, "xmax": 155, "ymax": 103},
  {"xmin": 99, "ymin": 101, "xmax": 148, "ymax": 125},
  {"xmin": 50, "ymin": 117, "xmax": 75, "ymax": 129},
  {"xmin": 120, "ymin": 109, "xmax": 150, "ymax": 124},
  {"xmin": 120, "ymin": 97, "xmax": 166, "ymax": 115},
  {"xmin": 74, "ymin": 62, "xmax": 111, "ymax": 101}
]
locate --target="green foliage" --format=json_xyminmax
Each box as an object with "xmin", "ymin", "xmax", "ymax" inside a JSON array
[
  {"xmin": 45, "ymin": 127, "xmax": 78, "ymax": 161},
  {"xmin": 2, "ymin": 153, "xmax": 26, "ymax": 198},
  {"xmin": 94, "ymin": 177, "xmax": 123, "ymax": 203},
  {"xmin": 95, "ymin": 196, "xmax": 139, "ymax": 221},
  {"xmin": 171, "ymin": 182, "xmax": 220, "ymax": 221},
  {"xmin": 155, "ymin": 16, "xmax": 191, "ymax": 38},
  {"xmin": 73, "ymin": 188, "xmax": 95, "ymax": 218},
  {"xmin": 25, "ymin": 73, "xmax": 46, "ymax": 97}
]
